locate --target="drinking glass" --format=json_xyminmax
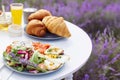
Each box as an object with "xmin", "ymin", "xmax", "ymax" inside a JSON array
[{"xmin": 10, "ymin": 3, "xmax": 23, "ymax": 25}]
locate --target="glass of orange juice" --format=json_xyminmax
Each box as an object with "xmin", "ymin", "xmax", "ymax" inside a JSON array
[{"xmin": 10, "ymin": 3, "xmax": 23, "ymax": 25}]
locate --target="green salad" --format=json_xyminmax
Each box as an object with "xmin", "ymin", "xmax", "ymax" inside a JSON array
[{"xmin": 3, "ymin": 41, "xmax": 69, "ymax": 74}]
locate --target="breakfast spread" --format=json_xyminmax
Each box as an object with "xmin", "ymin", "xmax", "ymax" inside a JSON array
[
  {"xmin": 3, "ymin": 41, "xmax": 70, "ymax": 74},
  {"xmin": 26, "ymin": 9, "xmax": 71, "ymax": 38}
]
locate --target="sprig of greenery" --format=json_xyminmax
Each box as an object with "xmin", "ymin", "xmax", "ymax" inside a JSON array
[{"xmin": 14, "ymin": 0, "xmax": 25, "ymax": 3}]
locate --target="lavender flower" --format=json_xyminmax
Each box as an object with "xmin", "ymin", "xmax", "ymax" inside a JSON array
[
  {"xmin": 83, "ymin": 74, "xmax": 89, "ymax": 80},
  {"xmin": 102, "ymin": 3, "xmax": 120, "ymax": 18},
  {"xmin": 109, "ymin": 54, "xmax": 120, "ymax": 64},
  {"xmin": 99, "ymin": 74, "xmax": 107, "ymax": 80}
]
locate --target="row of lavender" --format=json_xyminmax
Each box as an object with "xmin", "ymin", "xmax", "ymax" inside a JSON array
[{"xmin": 1, "ymin": 0, "xmax": 120, "ymax": 80}]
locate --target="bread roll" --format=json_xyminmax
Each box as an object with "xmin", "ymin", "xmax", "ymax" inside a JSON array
[
  {"xmin": 42, "ymin": 16, "xmax": 71, "ymax": 38},
  {"xmin": 28, "ymin": 9, "xmax": 52, "ymax": 21},
  {"xmin": 26, "ymin": 19, "xmax": 46, "ymax": 37}
]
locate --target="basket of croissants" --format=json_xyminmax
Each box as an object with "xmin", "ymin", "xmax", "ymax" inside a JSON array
[{"xmin": 25, "ymin": 9, "xmax": 71, "ymax": 38}]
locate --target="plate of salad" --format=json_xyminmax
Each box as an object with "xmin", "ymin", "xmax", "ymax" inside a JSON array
[{"xmin": 3, "ymin": 41, "xmax": 70, "ymax": 75}]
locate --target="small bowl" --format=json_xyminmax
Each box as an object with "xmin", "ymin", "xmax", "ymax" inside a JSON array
[
  {"xmin": 8, "ymin": 24, "xmax": 22, "ymax": 37},
  {"xmin": 23, "ymin": 8, "xmax": 37, "ymax": 24}
]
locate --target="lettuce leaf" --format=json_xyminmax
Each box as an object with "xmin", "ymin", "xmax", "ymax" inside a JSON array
[
  {"xmin": 3, "ymin": 51, "xmax": 12, "ymax": 60},
  {"xmin": 30, "ymin": 51, "xmax": 46, "ymax": 64}
]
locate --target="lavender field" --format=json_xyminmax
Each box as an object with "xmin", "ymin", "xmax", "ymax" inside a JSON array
[{"xmin": 1, "ymin": 0, "xmax": 120, "ymax": 80}]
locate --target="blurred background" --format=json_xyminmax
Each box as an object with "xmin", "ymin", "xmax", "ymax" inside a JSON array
[{"xmin": 1, "ymin": 0, "xmax": 120, "ymax": 80}]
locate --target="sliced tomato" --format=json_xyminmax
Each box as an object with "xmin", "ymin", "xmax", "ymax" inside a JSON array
[
  {"xmin": 32, "ymin": 42, "xmax": 50, "ymax": 54},
  {"xmin": 43, "ymin": 44, "xmax": 50, "ymax": 49},
  {"xmin": 6, "ymin": 45, "xmax": 12, "ymax": 53}
]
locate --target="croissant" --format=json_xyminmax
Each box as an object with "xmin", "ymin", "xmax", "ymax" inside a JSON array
[
  {"xmin": 28, "ymin": 9, "xmax": 52, "ymax": 21},
  {"xmin": 42, "ymin": 16, "xmax": 71, "ymax": 38},
  {"xmin": 26, "ymin": 19, "xmax": 47, "ymax": 37}
]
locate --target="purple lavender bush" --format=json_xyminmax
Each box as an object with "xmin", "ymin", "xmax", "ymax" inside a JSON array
[
  {"xmin": 74, "ymin": 28, "xmax": 120, "ymax": 80},
  {"xmin": 1, "ymin": 0, "xmax": 120, "ymax": 80},
  {"xmin": 39, "ymin": 0, "xmax": 120, "ymax": 38}
]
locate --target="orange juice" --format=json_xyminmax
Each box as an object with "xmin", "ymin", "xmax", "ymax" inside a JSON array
[{"xmin": 10, "ymin": 3, "xmax": 23, "ymax": 25}]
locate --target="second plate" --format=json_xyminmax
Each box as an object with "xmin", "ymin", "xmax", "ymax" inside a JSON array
[{"xmin": 24, "ymin": 27, "xmax": 63, "ymax": 40}]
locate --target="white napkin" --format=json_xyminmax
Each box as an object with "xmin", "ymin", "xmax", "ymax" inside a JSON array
[
  {"xmin": 0, "ymin": 67, "xmax": 13, "ymax": 80},
  {"xmin": 0, "ymin": 46, "xmax": 13, "ymax": 80},
  {"xmin": 0, "ymin": 58, "xmax": 4, "ymax": 69},
  {"xmin": 0, "ymin": 50, "xmax": 4, "ymax": 69}
]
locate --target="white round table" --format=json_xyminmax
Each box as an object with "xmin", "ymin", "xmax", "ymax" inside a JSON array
[{"xmin": 0, "ymin": 21, "xmax": 92, "ymax": 80}]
